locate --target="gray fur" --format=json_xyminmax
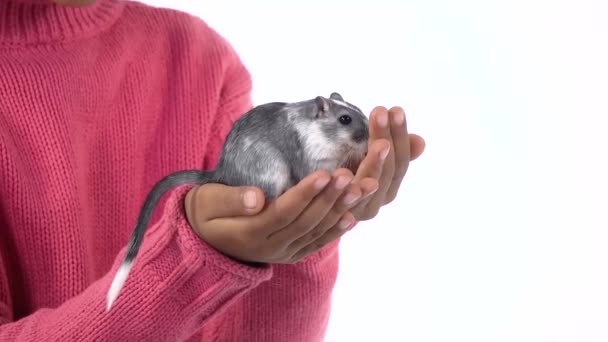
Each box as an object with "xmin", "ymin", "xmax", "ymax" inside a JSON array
[{"xmin": 105, "ymin": 93, "xmax": 369, "ymax": 311}]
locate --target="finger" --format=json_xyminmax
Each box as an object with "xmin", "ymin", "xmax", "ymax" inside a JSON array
[
  {"xmin": 363, "ymin": 106, "xmax": 399, "ymax": 206},
  {"xmin": 370, "ymin": 106, "xmax": 395, "ymax": 181},
  {"xmin": 186, "ymin": 183, "xmax": 266, "ymax": 223},
  {"xmin": 289, "ymin": 211, "xmax": 356, "ymax": 262},
  {"xmin": 409, "ymin": 133, "xmax": 426, "ymax": 161},
  {"xmin": 355, "ymin": 139, "xmax": 391, "ymax": 180},
  {"xmin": 268, "ymin": 169, "xmax": 355, "ymax": 243},
  {"xmin": 285, "ymin": 180, "xmax": 361, "ymax": 250},
  {"xmin": 350, "ymin": 139, "xmax": 390, "ymax": 211},
  {"xmin": 369, "ymin": 106, "xmax": 392, "ymax": 142},
  {"xmin": 353, "ymin": 107, "xmax": 392, "ymax": 183},
  {"xmin": 287, "ymin": 176, "xmax": 377, "ymax": 251},
  {"xmin": 303, "ymin": 176, "xmax": 378, "ymax": 236},
  {"xmin": 209, "ymin": 170, "xmax": 332, "ymax": 235},
  {"xmin": 259, "ymin": 171, "xmax": 333, "ymax": 231},
  {"xmin": 384, "ymin": 106, "xmax": 411, "ymax": 204},
  {"xmin": 351, "ymin": 107, "xmax": 394, "ymax": 211},
  {"xmin": 351, "ymin": 177, "xmax": 380, "ymax": 202}
]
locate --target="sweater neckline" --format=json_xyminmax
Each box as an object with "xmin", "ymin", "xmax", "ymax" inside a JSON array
[{"xmin": 0, "ymin": 0, "xmax": 125, "ymax": 46}]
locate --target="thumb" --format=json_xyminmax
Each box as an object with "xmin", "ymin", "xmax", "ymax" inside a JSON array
[
  {"xmin": 409, "ymin": 134, "xmax": 426, "ymax": 161},
  {"xmin": 185, "ymin": 183, "xmax": 266, "ymax": 223}
]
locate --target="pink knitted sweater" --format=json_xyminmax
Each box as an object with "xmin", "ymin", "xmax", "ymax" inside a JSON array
[{"xmin": 0, "ymin": 1, "xmax": 338, "ymax": 341}]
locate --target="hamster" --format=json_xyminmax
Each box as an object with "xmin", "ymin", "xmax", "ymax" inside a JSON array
[{"xmin": 105, "ymin": 92, "xmax": 370, "ymax": 311}]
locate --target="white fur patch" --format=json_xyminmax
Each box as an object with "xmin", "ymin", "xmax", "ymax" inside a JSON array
[
  {"xmin": 106, "ymin": 260, "xmax": 133, "ymax": 312},
  {"xmin": 329, "ymin": 98, "xmax": 361, "ymax": 114},
  {"xmin": 297, "ymin": 121, "xmax": 336, "ymax": 161},
  {"xmin": 293, "ymin": 121, "xmax": 344, "ymax": 172}
]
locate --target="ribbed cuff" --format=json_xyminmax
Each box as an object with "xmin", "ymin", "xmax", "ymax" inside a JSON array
[{"xmin": 139, "ymin": 185, "xmax": 273, "ymax": 294}]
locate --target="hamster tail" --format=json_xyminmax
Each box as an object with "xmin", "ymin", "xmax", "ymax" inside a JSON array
[{"xmin": 105, "ymin": 170, "xmax": 212, "ymax": 312}]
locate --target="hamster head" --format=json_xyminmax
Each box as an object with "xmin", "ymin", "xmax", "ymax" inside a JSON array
[{"xmin": 287, "ymin": 92, "xmax": 369, "ymax": 174}]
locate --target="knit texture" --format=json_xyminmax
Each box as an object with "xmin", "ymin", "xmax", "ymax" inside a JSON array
[{"xmin": 0, "ymin": 1, "xmax": 339, "ymax": 341}]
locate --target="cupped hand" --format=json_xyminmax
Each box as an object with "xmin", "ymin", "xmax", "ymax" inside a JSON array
[
  {"xmin": 184, "ymin": 169, "xmax": 377, "ymax": 264},
  {"xmin": 350, "ymin": 106, "xmax": 426, "ymax": 221}
]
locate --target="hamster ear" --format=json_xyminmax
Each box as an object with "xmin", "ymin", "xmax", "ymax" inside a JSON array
[
  {"xmin": 330, "ymin": 92, "xmax": 344, "ymax": 101},
  {"xmin": 315, "ymin": 96, "xmax": 330, "ymax": 117}
]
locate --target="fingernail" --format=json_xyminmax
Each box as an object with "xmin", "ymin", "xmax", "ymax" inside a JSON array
[
  {"xmin": 380, "ymin": 145, "xmax": 390, "ymax": 160},
  {"xmin": 243, "ymin": 190, "xmax": 257, "ymax": 209},
  {"xmin": 314, "ymin": 176, "xmax": 331, "ymax": 190},
  {"xmin": 339, "ymin": 218, "xmax": 354, "ymax": 230},
  {"xmin": 335, "ymin": 175, "xmax": 352, "ymax": 190},
  {"xmin": 343, "ymin": 192, "xmax": 361, "ymax": 205},
  {"xmin": 365, "ymin": 185, "xmax": 379, "ymax": 198},
  {"xmin": 393, "ymin": 110, "xmax": 404, "ymax": 126},
  {"xmin": 377, "ymin": 111, "xmax": 388, "ymax": 128}
]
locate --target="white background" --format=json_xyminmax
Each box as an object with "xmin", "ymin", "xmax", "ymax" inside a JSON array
[{"xmin": 141, "ymin": 1, "xmax": 608, "ymax": 341}]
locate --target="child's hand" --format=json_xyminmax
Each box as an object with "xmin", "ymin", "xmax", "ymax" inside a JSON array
[
  {"xmin": 184, "ymin": 169, "xmax": 376, "ymax": 264},
  {"xmin": 350, "ymin": 106, "xmax": 425, "ymax": 221}
]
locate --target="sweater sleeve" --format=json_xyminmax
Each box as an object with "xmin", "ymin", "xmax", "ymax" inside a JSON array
[{"xmin": 0, "ymin": 185, "xmax": 273, "ymax": 341}]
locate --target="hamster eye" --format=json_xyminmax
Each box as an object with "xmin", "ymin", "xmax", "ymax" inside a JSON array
[{"xmin": 339, "ymin": 115, "xmax": 352, "ymax": 125}]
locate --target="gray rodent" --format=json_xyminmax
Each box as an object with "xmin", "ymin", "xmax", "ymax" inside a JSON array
[{"xmin": 105, "ymin": 92, "xmax": 370, "ymax": 311}]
